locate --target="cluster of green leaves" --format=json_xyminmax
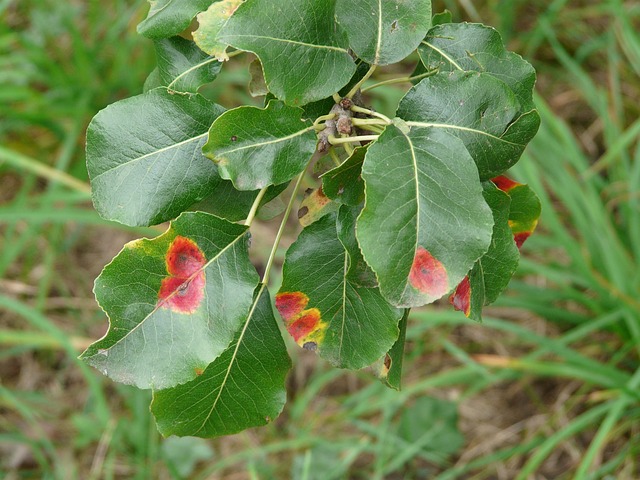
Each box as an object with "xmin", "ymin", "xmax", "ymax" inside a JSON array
[{"xmin": 82, "ymin": 0, "xmax": 541, "ymax": 438}]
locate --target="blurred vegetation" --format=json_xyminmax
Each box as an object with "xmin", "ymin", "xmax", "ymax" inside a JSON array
[{"xmin": 1, "ymin": 0, "xmax": 640, "ymax": 479}]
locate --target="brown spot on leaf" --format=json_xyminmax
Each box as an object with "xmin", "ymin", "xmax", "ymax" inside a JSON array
[
  {"xmin": 230, "ymin": 135, "xmax": 238, "ymax": 142},
  {"xmin": 194, "ymin": 367, "xmax": 204, "ymax": 376},
  {"xmin": 514, "ymin": 232, "xmax": 531, "ymax": 249},
  {"xmin": 390, "ymin": 20, "xmax": 398, "ymax": 32},
  {"xmin": 409, "ymin": 247, "xmax": 449, "ymax": 298},
  {"xmin": 288, "ymin": 309, "xmax": 322, "ymax": 343},
  {"xmin": 297, "ymin": 206, "xmax": 309, "ymax": 219},
  {"xmin": 303, "ymin": 341, "xmax": 317, "ymax": 351}
]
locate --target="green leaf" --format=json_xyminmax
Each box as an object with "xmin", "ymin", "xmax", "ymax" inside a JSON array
[
  {"xmin": 276, "ymin": 211, "xmax": 402, "ymax": 369},
  {"xmin": 397, "ymin": 71, "xmax": 540, "ymax": 179},
  {"xmin": 218, "ymin": 0, "xmax": 356, "ymax": 105},
  {"xmin": 151, "ymin": 285, "xmax": 291, "ymax": 437},
  {"xmin": 138, "ymin": 0, "xmax": 215, "ymax": 39},
  {"xmin": 378, "ymin": 308, "xmax": 408, "ymax": 390},
  {"xmin": 335, "ymin": 0, "xmax": 431, "ymax": 65},
  {"xmin": 449, "ymin": 182, "xmax": 519, "ymax": 320},
  {"xmin": 322, "ymin": 146, "xmax": 366, "ymax": 206},
  {"xmin": 418, "ymin": 22, "xmax": 537, "ymax": 110},
  {"xmin": 492, "ymin": 175, "xmax": 541, "ymax": 247},
  {"xmin": 248, "ymin": 58, "xmax": 268, "ymax": 97},
  {"xmin": 80, "ymin": 212, "xmax": 260, "ymax": 390},
  {"xmin": 398, "ymin": 397, "xmax": 464, "ymax": 460},
  {"xmin": 193, "ymin": 0, "xmax": 244, "ymax": 61},
  {"xmin": 357, "ymin": 124, "xmax": 494, "ymax": 308},
  {"xmin": 336, "ymin": 203, "xmax": 377, "ymax": 288},
  {"xmin": 203, "ymin": 100, "xmax": 316, "ymax": 190},
  {"xmin": 432, "ymin": 10, "xmax": 453, "ymax": 26},
  {"xmin": 192, "ymin": 181, "xmax": 288, "ymax": 222},
  {"xmin": 154, "ymin": 36, "xmax": 222, "ymax": 93},
  {"xmin": 87, "ymin": 88, "xmax": 224, "ymax": 226}
]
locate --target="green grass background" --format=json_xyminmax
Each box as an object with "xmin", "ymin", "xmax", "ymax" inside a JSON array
[{"xmin": 1, "ymin": 0, "xmax": 640, "ymax": 478}]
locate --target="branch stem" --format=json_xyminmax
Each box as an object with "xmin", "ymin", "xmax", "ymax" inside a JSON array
[
  {"xmin": 261, "ymin": 172, "xmax": 305, "ymax": 285},
  {"xmin": 244, "ymin": 187, "xmax": 269, "ymax": 226},
  {"xmin": 329, "ymin": 148, "xmax": 342, "ymax": 166}
]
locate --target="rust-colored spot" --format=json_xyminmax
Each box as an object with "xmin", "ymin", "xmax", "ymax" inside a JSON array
[
  {"xmin": 492, "ymin": 175, "xmax": 521, "ymax": 192},
  {"xmin": 449, "ymin": 276, "xmax": 471, "ymax": 317},
  {"xmin": 409, "ymin": 247, "xmax": 449, "ymax": 298},
  {"xmin": 194, "ymin": 367, "xmax": 204, "ymax": 376},
  {"xmin": 158, "ymin": 236, "xmax": 206, "ymax": 314},
  {"xmin": 275, "ymin": 291, "xmax": 326, "ymax": 346},
  {"xmin": 514, "ymin": 232, "xmax": 531, "ymax": 249},
  {"xmin": 384, "ymin": 354, "xmax": 392, "ymax": 370},
  {"xmin": 275, "ymin": 292, "xmax": 308, "ymax": 321},
  {"xmin": 230, "ymin": 135, "xmax": 238, "ymax": 142}
]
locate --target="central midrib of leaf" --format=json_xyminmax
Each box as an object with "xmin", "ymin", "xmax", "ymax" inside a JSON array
[
  {"xmin": 90, "ymin": 132, "xmax": 208, "ymax": 181},
  {"xmin": 338, "ymin": 253, "xmax": 349, "ymax": 360},
  {"xmin": 403, "ymin": 128, "xmax": 421, "ymax": 288},
  {"xmin": 220, "ymin": 34, "xmax": 349, "ymax": 53},
  {"xmin": 218, "ymin": 126, "xmax": 315, "ymax": 155},
  {"xmin": 194, "ymin": 283, "xmax": 267, "ymax": 435},
  {"xmin": 421, "ymin": 41, "xmax": 463, "ymax": 71},
  {"xmin": 100, "ymin": 232, "xmax": 247, "ymax": 350},
  {"xmin": 406, "ymin": 121, "xmax": 525, "ymax": 147},
  {"xmin": 374, "ymin": 0, "xmax": 383, "ymax": 64}
]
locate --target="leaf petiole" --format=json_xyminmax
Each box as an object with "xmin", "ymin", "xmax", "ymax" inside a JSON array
[
  {"xmin": 261, "ymin": 171, "xmax": 305, "ymax": 285},
  {"xmin": 360, "ymin": 69, "xmax": 439, "ymax": 93},
  {"xmin": 244, "ymin": 187, "xmax": 269, "ymax": 226},
  {"xmin": 346, "ymin": 64, "xmax": 377, "ymax": 99},
  {"xmin": 328, "ymin": 134, "xmax": 379, "ymax": 145},
  {"xmin": 349, "ymin": 105, "xmax": 392, "ymax": 124}
]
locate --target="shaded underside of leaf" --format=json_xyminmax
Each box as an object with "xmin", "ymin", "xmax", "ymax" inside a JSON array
[
  {"xmin": 87, "ymin": 88, "xmax": 225, "ymax": 226},
  {"xmin": 151, "ymin": 285, "xmax": 291, "ymax": 438},
  {"xmin": 81, "ymin": 212, "xmax": 260, "ymax": 390},
  {"xmin": 357, "ymin": 124, "xmax": 494, "ymax": 308},
  {"xmin": 218, "ymin": 0, "xmax": 356, "ymax": 105}
]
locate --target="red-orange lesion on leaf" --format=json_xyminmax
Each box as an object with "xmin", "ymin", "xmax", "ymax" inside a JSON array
[
  {"xmin": 157, "ymin": 236, "xmax": 206, "ymax": 314},
  {"xmin": 409, "ymin": 247, "xmax": 449, "ymax": 298},
  {"xmin": 513, "ymin": 232, "xmax": 531, "ymax": 249},
  {"xmin": 275, "ymin": 291, "xmax": 326, "ymax": 346},
  {"xmin": 449, "ymin": 275, "xmax": 471, "ymax": 317},
  {"xmin": 492, "ymin": 175, "xmax": 521, "ymax": 192}
]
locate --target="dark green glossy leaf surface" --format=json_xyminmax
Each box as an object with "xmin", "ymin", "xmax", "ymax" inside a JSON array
[
  {"xmin": 336, "ymin": 204, "xmax": 377, "ymax": 288},
  {"xmin": 397, "ymin": 71, "xmax": 540, "ymax": 179},
  {"xmin": 81, "ymin": 212, "xmax": 260, "ymax": 390},
  {"xmin": 151, "ymin": 285, "xmax": 291, "ymax": 437},
  {"xmin": 322, "ymin": 146, "xmax": 366, "ymax": 206},
  {"xmin": 203, "ymin": 100, "xmax": 316, "ymax": 190},
  {"xmin": 335, "ymin": 0, "xmax": 431, "ymax": 65},
  {"xmin": 138, "ymin": 0, "xmax": 215, "ymax": 39},
  {"xmin": 218, "ymin": 0, "xmax": 356, "ymax": 105},
  {"xmin": 276, "ymin": 212, "xmax": 402, "ymax": 369},
  {"xmin": 418, "ymin": 23, "xmax": 536, "ymax": 110},
  {"xmin": 357, "ymin": 124, "xmax": 493, "ymax": 307},
  {"xmin": 431, "ymin": 10, "xmax": 452, "ymax": 26},
  {"xmin": 192, "ymin": 182, "xmax": 288, "ymax": 222},
  {"xmin": 153, "ymin": 36, "xmax": 221, "ymax": 93},
  {"xmin": 87, "ymin": 88, "xmax": 224, "ymax": 226}
]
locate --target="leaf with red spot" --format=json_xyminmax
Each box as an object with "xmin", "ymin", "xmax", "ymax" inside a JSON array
[
  {"xmin": 376, "ymin": 309, "xmax": 408, "ymax": 391},
  {"xmin": 357, "ymin": 123, "xmax": 494, "ymax": 308},
  {"xmin": 276, "ymin": 208, "xmax": 403, "ymax": 370},
  {"xmin": 492, "ymin": 176, "xmax": 541, "ymax": 248},
  {"xmin": 449, "ymin": 182, "xmax": 520, "ymax": 320},
  {"xmin": 151, "ymin": 285, "xmax": 291, "ymax": 438},
  {"xmin": 80, "ymin": 212, "xmax": 260, "ymax": 390}
]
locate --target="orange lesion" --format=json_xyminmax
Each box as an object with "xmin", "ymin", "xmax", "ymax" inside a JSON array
[
  {"xmin": 449, "ymin": 275, "xmax": 472, "ymax": 317},
  {"xmin": 157, "ymin": 236, "xmax": 206, "ymax": 314},
  {"xmin": 409, "ymin": 247, "xmax": 449, "ymax": 298},
  {"xmin": 275, "ymin": 291, "xmax": 327, "ymax": 346},
  {"xmin": 492, "ymin": 175, "xmax": 521, "ymax": 192}
]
